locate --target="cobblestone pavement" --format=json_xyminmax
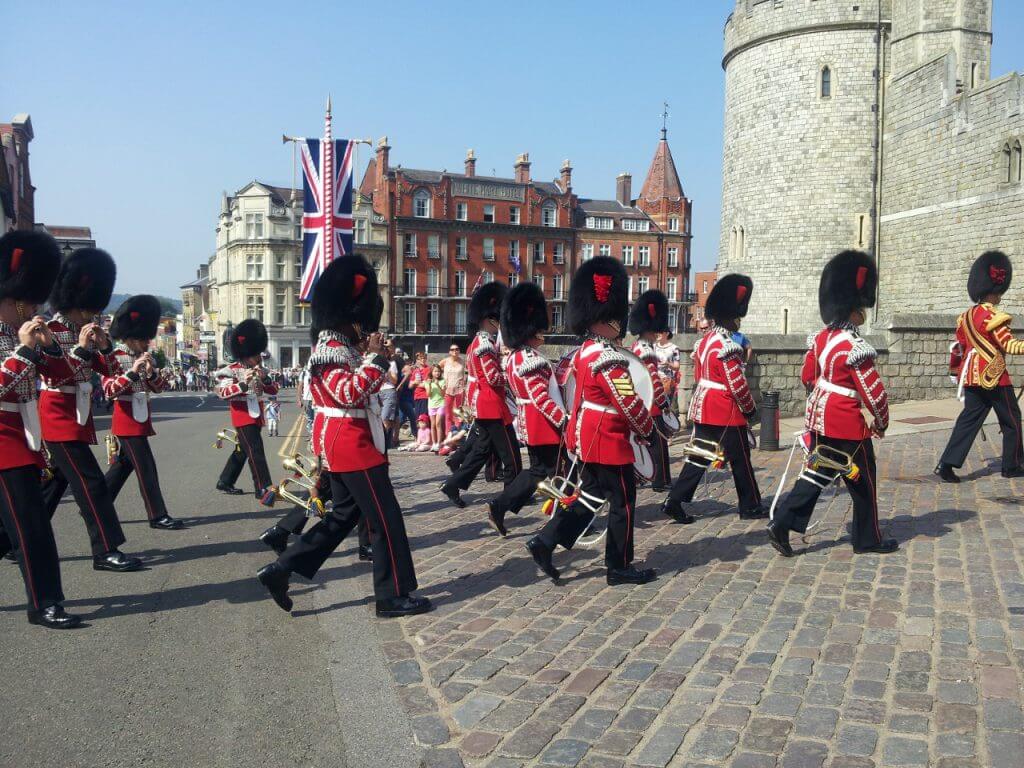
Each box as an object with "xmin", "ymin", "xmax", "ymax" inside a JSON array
[{"xmin": 382, "ymin": 428, "xmax": 1024, "ymax": 768}]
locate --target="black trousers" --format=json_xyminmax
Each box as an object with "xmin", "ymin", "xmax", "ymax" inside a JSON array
[
  {"xmin": 668, "ymin": 423, "xmax": 762, "ymax": 514},
  {"xmin": 492, "ymin": 443, "xmax": 559, "ymax": 516},
  {"xmin": 537, "ymin": 462, "xmax": 637, "ymax": 570},
  {"xmin": 0, "ymin": 466, "xmax": 65, "ymax": 610},
  {"xmin": 43, "ymin": 440, "xmax": 127, "ymax": 556},
  {"xmin": 649, "ymin": 415, "xmax": 672, "ymax": 488},
  {"xmin": 275, "ymin": 475, "xmax": 370, "ymax": 549},
  {"xmin": 940, "ymin": 385, "xmax": 1023, "ymax": 472},
  {"xmin": 447, "ymin": 422, "xmax": 479, "ymax": 471},
  {"xmin": 278, "ymin": 464, "xmax": 417, "ymax": 599},
  {"xmin": 774, "ymin": 435, "xmax": 883, "ymax": 550},
  {"xmin": 104, "ymin": 436, "xmax": 169, "ymax": 520},
  {"xmin": 218, "ymin": 424, "xmax": 273, "ymax": 497},
  {"xmin": 446, "ymin": 419, "xmax": 521, "ymax": 492}
]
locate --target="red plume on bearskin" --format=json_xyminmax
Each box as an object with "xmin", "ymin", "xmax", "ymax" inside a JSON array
[
  {"xmin": 968, "ymin": 250, "xmax": 1013, "ymax": 303},
  {"xmin": 467, "ymin": 281, "xmax": 508, "ymax": 335},
  {"xmin": 568, "ymin": 256, "xmax": 628, "ymax": 337},
  {"xmin": 705, "ymin": 274, "xmax": 754, "ymax": 325},
  {"xmin": 628, "ymin": 289, "xmax": 669, "ymax": 336},
  {"xmin": 110, "ymin": 294, "xmax": 161, "ymax": 341},
  {"xmin": 0, "ymin": 230, "xmax": 62, "ymax": 304},
  {"xmin": 229, "ymin": 319, "xmax": 268, "ymax": 361},
  {"xmin": 818, "ymin": 250, "xmax": 877, "ymax": 325},
  {"xmin": 500, "ymin": 281, "xmax": 549, "ymax": 350}
]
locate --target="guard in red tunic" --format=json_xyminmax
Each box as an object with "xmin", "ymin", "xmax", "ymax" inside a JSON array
[
  {"xmin": 256, "ymin": 256, "xmax": 430, "ymax": 618},
  {"xmin": 662, "ymin": 275, "xmax": 764, "ymax": 523},
  {"xmin": 485, "ymin": 282, "xmax": 566, "ymax": 535},
  {"xmin": 936, "ymin": 250, "xmax": 1024, "ymax": 482},
  {"xmin": 527, "ymin": 256, "xmax": 657, "ymax": 585},
  {"xmin": 629, "ymin": 290, "xmax": 675, "ymax": 491},
  {"xmin": 0, "ymin": 231, "xmax": 81, "ymax": 628},
  {"xmin": 40, "ymin": 248, "xmax": 143, "ymax": 573},
  {"xmin": 440, "ymin": 281, "xmax": 522, "ymax": 508},
  {"xmin": 768, "ymin": 250, "xmax": 898, "ymax": 557},
  {"xmin": 214, "ymin": 319, "xmax": 277, "ymax": 504},
  {"xmin": 102, "ymin": 295, "xmax": 184, "ymax": 530}
]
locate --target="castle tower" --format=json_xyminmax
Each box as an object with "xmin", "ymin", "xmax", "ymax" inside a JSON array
[
  {"xmin": 891, "ymin": 0, "xmax": 992, "ymax": 88},
  {"xmin": 718, "ymin": 1, "xmax": 890, "ymax": 334}
]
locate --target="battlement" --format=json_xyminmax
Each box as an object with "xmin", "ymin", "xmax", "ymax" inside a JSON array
[{"xmin": 724, "ymin": 0, "xmax": 890, "ymax": 69}]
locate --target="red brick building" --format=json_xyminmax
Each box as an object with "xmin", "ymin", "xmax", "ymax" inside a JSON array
[
  {"xmin": 1, "ymin": 114, "xmax": 35, "ymax": 232},
  {"xmin": 363, "ymin": 129, "xmax": 692, "ymax": 344},
  {"xmin": 689, "ymin": 269, "xmax": 718, "ymax": 329}
]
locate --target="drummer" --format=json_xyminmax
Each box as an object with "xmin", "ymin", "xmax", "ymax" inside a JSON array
[
  {"xmin": 629, "ymin": 290, "xmax": 676, "ymax": 491},
  {"xmin": 661, "ymin": 274, "xmax": 766, "ymax": 522}
]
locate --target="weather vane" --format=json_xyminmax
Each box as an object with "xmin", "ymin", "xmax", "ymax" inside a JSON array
[{"xmin": 661, "ymin": 101, "xmax": 670, "ymax": 139}]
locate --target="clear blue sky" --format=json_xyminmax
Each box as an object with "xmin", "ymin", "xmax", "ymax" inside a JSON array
[{"xmin": 4, "ymin": 1, "xmax": 1024, "ymax": 297}]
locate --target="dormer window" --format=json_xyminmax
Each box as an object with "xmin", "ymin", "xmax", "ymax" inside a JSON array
[
  {"xmin": 413, "ymin": 189, "xmax": 431, "ymax": 218},
  {"xmin": 542, "ymin": 202, "xmax": 557, "ymax": 227}
]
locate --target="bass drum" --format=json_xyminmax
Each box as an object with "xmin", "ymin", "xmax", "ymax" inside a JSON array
[
  {"xmin": 620, "ymin": 349, "xmax": 656, "ymax": 481},
  {"xmin": 661, "ymin": 409, "xmax": 681, "ymax": 434}
]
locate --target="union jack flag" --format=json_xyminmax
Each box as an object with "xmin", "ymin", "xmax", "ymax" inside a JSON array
[{"xmin": 299, "ymin": 108, "xmax": 354, "ymax": 302}]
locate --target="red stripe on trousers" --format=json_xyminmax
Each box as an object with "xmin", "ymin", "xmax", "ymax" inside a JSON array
[
  {"xmin": 0, "ymin": 473, "xmax": 39, "ymax": 609},
  {"xmin": 618, "ymin": 466, "xmax": 632, "ymax": 565},
  {"xmin": 122, "ymin": 440, "xmax": 157, "ymax": 520},
  {"xmin": 362, "ymin": 470, "xmax": 401, "ymax": 595},
  {"xmin": 56, "ymin": 443, "xmax": 111, "ymax": 552}
]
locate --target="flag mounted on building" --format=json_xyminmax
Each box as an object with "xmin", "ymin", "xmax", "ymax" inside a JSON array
[{"xmin": 299, "ymin": 98, "xmax": 354, "ymax": 302}]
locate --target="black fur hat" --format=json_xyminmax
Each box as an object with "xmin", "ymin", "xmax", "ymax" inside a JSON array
[
  {"xmin": 818, "ymin": 250, "xmax": 877, "ymax": 325},
  {"xmin": 50, "ymin": 247, "xmax": 117, "ymax": 313},
  {"xmin": 628, "ymin": 289, "xmax": 670, "ymax": 337},
  {"xmin": 110, "ymin": 295, "xmax": 161, "ymax": 341},
  {"xmin": 968, "ymin": 250, "xmax": 1013, "ymax": 303},
  {"xmin": 567, "ymin": 256, "xmax": 629, "ymax": 337},
  {"xmin": 467, "ymin": 281, "xmax": 507, "ymax": 334},
  {"xmin": 312, "ymin": 255, "xmax": 381, "ymax": 332},
  {"xmin": 501, "ymin": 282, "xmax": 549, "ymax": 349},
  {"xmin": 0, "ymin": 230, "xmax": 62, "ymax": 304},
  {"xmin": 705, "ymin": 274, "xmax": 754, "ymax": 325},
  {"xmin": 229, "ymin": 318, "xmax": 268, "ymax": 361}
]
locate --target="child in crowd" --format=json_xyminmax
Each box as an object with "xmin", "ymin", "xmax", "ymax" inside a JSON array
[
  {"xmin": 426, "ymin": 364, "xmax": 446, "ymax": 451},
  {"xmin": 399, "ymin": 414, "xmax": 434, "ymax": 452},
  {"xmin": 265, "ymin": 395, "xmax": 281, "ymax": 437}
]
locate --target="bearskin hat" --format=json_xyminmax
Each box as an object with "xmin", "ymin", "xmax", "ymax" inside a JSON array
[
  {"xmin": 818, "ymin": 250, "xmax": 877, "ymax": 325},
  {"xmin": 628, "ymin": 289, "xmax": 670, "ymax": 337},
  {"xmin": 50, "ymin": 247, "xmax": 117, "ymax": 313},
  {"xmin": 467, "ymin": 281, "xmax": 507, "ymax": 334},
  {"xmin": 704, "ymin": 274, "xmax": 754, "ymax": 325},
  {"xmin": 228, "ymin": 318, "xmax": 268, "ymax": 361},
  {"xmin": 501, "ymin": 281, "xmax": 549, "ymax": 350},
  {"xmin": 567, "ymin": 256, "xmax": 629, "ymax": 337},
  {"xmin": 311, "ymin": 254, "xmax": 381, "ymax": 333},
  {"xmin": 968, "ymin": 250, "xmax": 1013, "ymax": 303},
  {"xmin": 0, "ymin": 230, "xmax": 62, "ymax": 304},
  {"xmin": 110, "ymin": 294, "xmax": 161, "ymax": 341}
]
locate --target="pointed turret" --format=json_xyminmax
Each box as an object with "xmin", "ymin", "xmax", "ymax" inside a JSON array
[{"xmin": 639, "ymin": 131, "xmax": 684, "ymax": 203}]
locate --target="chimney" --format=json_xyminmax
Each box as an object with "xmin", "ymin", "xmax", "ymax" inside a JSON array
[
  {"xmin": 616, "ymin": 173, "xmax": 632, "ymax": 206},
  {"xmin": 375, "ymin": 135, "xmax": 390, "ymax": 180},
  {"xmin": 465, "ymin": 148, "xmax": 476, "ymax": 178},
  {"xmin": 560, "ymin": 159, "xmax": 573, "ymax": 191},
  {"xmin": 514, "ymin": 152, "xmax": 531, "ymax": 184}
]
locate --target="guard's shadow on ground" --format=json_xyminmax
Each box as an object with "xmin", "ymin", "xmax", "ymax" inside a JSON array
[{"xmin": 796, "ymin": 507, "xmax": 976, "ymax": 556}]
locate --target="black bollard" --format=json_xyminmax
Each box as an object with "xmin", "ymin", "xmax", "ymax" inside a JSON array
[{"xmin": 760, "ymin": 391, "xmax": 781, "ymax": 451}]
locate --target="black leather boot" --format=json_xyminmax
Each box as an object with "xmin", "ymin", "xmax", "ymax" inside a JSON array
[
  {"xmin": 256, "ymin": 563, "xmax": 293, "ymax": 612},
  {"xmin": 150, "ymin": 515, "xmax": 185, "ymax": 530},
  {"xmin": 935, "ymin": 463, "xmax": 961, "ymax": 483},
  {"xmin": 375, "ymin": 594, "xmax": 433, "ymax": 618},
  {"xmin": 27, "ymin": 604, "xmax": 82, "ymax": 629},
  {"xmin": 259, "ymin": 526, "xmax": 290, "ymax": 554},
  {"xmin": 526, "ymin": 536, "xmax": 559, "ymax": 581},
  {"xmin": 607, "ymin": 565, "xmax": 656, "ymax": 585},
  {"xmin": 93, "ymin": 550, "xmax": 144, "ymax": 572},
  {"xmin": 766, "ymin": 522, "xmax": 793, "ymax": 557}
]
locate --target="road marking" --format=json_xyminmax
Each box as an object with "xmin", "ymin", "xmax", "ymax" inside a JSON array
[{"xmin": 278, "ymin": 413, "xmax": 306, "ymax": 458}]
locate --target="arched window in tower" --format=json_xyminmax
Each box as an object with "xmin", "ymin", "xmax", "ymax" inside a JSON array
[
  {"xmin": 730, "ymin": 227, "xmax": 738, "ymax": 260},
  {"xmin": 738, "ymin": 226, "xmax": 746, "ymax": 260},
  {"xmin": 820, "ymin": 66, "xmax": 832, "ymax": 99},
  {"xmin": 1004, "ymin": 143, "xmax": 1014, "ymax": 183},
  {"xmin": 413, "ymin": 188, "xmax": 431, "ymax": 218},
  {"xmin": 1014, "ymin": 140, "xmax": 1023, "ymax": 183}
]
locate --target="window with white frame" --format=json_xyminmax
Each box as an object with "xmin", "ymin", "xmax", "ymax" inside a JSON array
[
  {"xmin": 702, "ymin": 280, "xmax": 709, "ymax": 293},
  {"xmin": 508, "ymin": 240, "xmax": 519, "ymax": 264},
  {"xmin": 668, "ymin": 217, "xmax": 680, "ymax": 232},
  {"xmin": 668, "ymin": 312, "xmax": 678, "ymax": 333},
  {"xmin": 637, "ymin": 220, "xmax": 650, "ymax": 232},
  {"xmin": 483, "ymin": 204, "xmax": 495, "ymax": 223},
  {"xmin": 246, "ymin": 252, "xmax": 263, "ymax": 280},
  {"xmin": 627, "ymin": 277, "xmax": 634, "ymax": 300},
  {"xmin": 245, "ymin": 213, "xmax": 264, "ymax": 239},
  {"xmin": 552, "ymin": 304, "xmax": 563, "ymax": 330},
  {"xmin": 403, "ymin": 302, "xmax": 416, "ymax": 332},
  {"xmin": 293, "ymin": 294, "xmax": 308, "ymax": 325},
  {"xmin": 413, "ymin": 189, "xmax": 431, "ymax": 218},
  {"xmin": 427, "ymin": 268, "xmax": 439, "ymax": 296},
  {"xmin": 274, "ymin": 289, "xmax": 287, "ymax": 324},
  {"xmin": 427, "ymin": 303, "xmax": 439, "ymax": 332},
  {"xmin": 553, "ymin": 274, "xmax": 564, "ymax": 299},
  {"xmin": 666, "ymin": 277, "xmax": 677, "ymax": 301},
  {"xmin": 622, "ymin": 246, "xmax": 634, "ymax": 266},
  {"xmin": 275, "ymin": 253, "xmax": 287, "ymax": 280},
  {"xmin": 542, "ymin": 202, "xmax": 557, "ymax": 227},
  {"xmin": 354, "ymin": 218, "xmax": 368, "ymax": 244},
  {"xmin": 246, "ymin": 293, "xmax": 264, "ymax": 321},
  {"xmin": 483, "ymin": 238, "xmax": 495, "ymax": 261},
  {"xmin": 638, "ymin": 276, "xmax": 649, "ymax": 294},
  {"xmin": 456, "ymin": 202, "xmax": 468, "ymax": 221},
  {"xmin": 532, "ymin": 242, "xmax": 545, "ymax": 263},
  {"xmin": 585, "ymin": 216, "xmax": 613, "ymax": 230},
  {"xmin": 533, "ymin": 274, "xmax": 544, "ymax": 292},
  {"xmin": 427, "ymin": 234, "xmax": 440, "ymax": 259},
  {"xmin": 403, "ymin": 233, "xmax": 417, "ymax": 258},
  {"xmin": 454, "ymin": 304, "xmax": 467, "ymax": 334},
  {"xmin": 639, "ymin": 245, "xmax": 651, "ymax": 267},
  {"xmin": 599, "ymin": 244, "xmax": 611, "ymax": 257},
  {"xmin": 483, "ymin": 270, "xmax": 494, "ymax": 283},
  {"xmin": 455, "ymin": 236, "xmax": 468, "ymax": 259},
  {"xmin": 508, "ymin": 272, "xmax": 519, "ymax": 287},
  {"xmin": 553, "ymin": 242, "xmax": 565, "ymax": 264},
  {"xmin": 404, "ymin": 267, "xmax": 417, "ymax": 296},
  {"xmin": 455, "ymin": 270, "xmax": 467, "ymax": 296},
  {"xmin": 509, "ymin": 206, "xmax": 520, "ymax": 224},
  {"xmin": 582, "ymin": 243, "xmax": 594, "ymax": 261},
  {"xmin": 667, "ymin": 247, "xmax": 679, "ymax": 268}
]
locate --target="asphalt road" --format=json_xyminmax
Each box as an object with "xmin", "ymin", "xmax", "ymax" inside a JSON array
[{"xmin": 0, "ymin": 391, "xmax": 414, "ymax": 768}]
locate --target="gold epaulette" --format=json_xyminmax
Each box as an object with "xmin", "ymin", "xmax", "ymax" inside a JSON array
[{"xmin": 985, "ymin": 310, "xmax": 1013, "ymax": 332}]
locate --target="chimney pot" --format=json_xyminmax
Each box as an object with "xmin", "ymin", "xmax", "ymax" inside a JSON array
[
  {"xmin": 465, "ymin": 148, "xmax": 477, "ymax": 178},
  {"xmin": 560, "ymin": 159, "xmax": 573, "ymax": 191},
  {"xmin": 514, "ymin": 152, "xmax": 531, "ymax": 184},
  {"xmin": 616, "ymin": 173, "xmax": 633, "ymax": 206}
]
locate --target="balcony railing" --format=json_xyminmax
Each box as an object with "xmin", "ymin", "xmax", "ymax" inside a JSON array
[
  {"xmin": 390, "ymin": 284, "xmax": 569, "ymax": 301},
  {"xmin": 386, "ymin": 320, "xmax": 571, "ymax": 337}
]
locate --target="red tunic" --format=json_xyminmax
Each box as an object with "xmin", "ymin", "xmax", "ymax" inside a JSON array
[
  {"xmin": 466, "ymin": 331, "xmax": 511, "ymax": 424},
  {"xmin": 569, "ymin": 338, "xmax": 654, "ymax": 466},
  {"xmin": 102, "ymin": 345, "xmax": 170, "ymax": 438},
  {"xmin": 802, "ymin": 326, "xmax": 889, "ymax": 440},
  {"xmin": 308, "ymin": 332, "xmax": 389, "ymax": 472},
  {"xmin": 215, "ymin": 362, "xmax": 279, "ymax": 428},
  {"xmin": 631, "ymin": 340, "xmax": 670, "ymax": 418},
  {"xmin": 687, "ymin": 329, "xmax": 755, "ymax": 427},
  {"xmin": 505, "ymin": 347, "xmax": 566, "ymax": 447},
  {"xmin": 39, "ymin": 315, "xmax": 116, "ymax": 444},
  {"xmin": 0, "ymin": 324, "xmax": 78, "ymax": 470},
  {"xmin": 948, "ymin": 303, "xmax": 1024, "ymax": 389}
]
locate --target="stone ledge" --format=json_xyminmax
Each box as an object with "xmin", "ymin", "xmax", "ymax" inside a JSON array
[{"xmin": 887, "ymin": 313, "xmax": 958, "ymax": 332}]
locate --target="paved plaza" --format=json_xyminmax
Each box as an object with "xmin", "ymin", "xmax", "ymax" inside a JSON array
[{"xmin": 2, "ymin": 393, "xmax": 1023, "ymax": 768}]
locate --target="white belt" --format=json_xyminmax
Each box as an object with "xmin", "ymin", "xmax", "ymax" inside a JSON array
[
  {"xmin": 316, "ymin": 406, "xmax": 368, "ymax": 419},
  {"xmin": 315, "ymin": 404, "xmax": 386, "ymax": 454},
  {"xmin": 1, "ymin": 400, "xmax": 41, "ymax": 450},
  {"xmin": 816, "ymin": 379, "xmax": 859, "ymax": 400},
  {"xmin": 44, "ymin": 381, "xmax": 92, "ymax": 425},
  {"xmin": 582, "ymin": 401, "xmax": 617, "ymax": 415},
  {"xmin": 42, "ymin": 385, "xmax": 77, "ymax": 394},
  {"xmin": 698, "ymin": 378, "xmax": 727, "ymax": 392}
]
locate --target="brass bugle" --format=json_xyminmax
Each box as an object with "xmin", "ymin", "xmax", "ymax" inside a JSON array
[
  {"xmin": 105, "ymin": 433, "xmax": 120, "ymax": 466},
  {"xmin": 213, "ymin": 428, "xmax": 239, "ymax": 450},
  {"xmin": 283, "ymin": 453, "xmax": 319, "ymax": 480},
  {"xmin": 278, "ymin": 477, "xmax": 326, "ymax": 519},
  {"xmin": 807, "ymin": 444, "xmax": 860, "ymax": 481},
  {"xmin": 682, "ymin": 438, "xmax": 726, "ymax": 470}
]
